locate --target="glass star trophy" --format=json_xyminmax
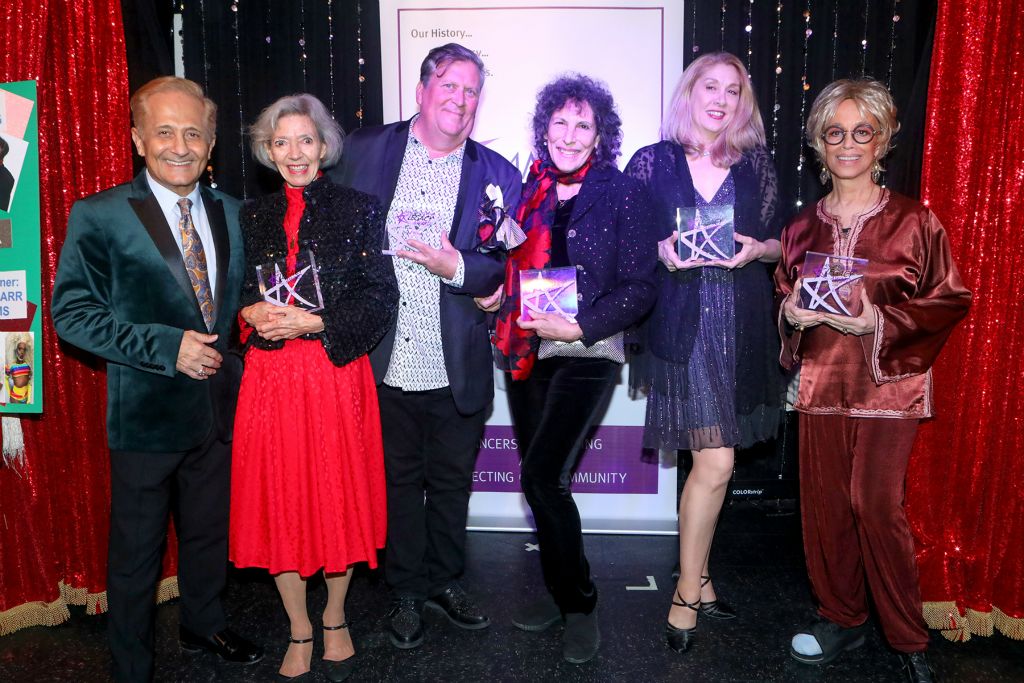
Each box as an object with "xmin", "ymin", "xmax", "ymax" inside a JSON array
[
  {"xmin": 676, "ymin": 205, "xmax": 736, "ymax": 263},
  {"xmin": 519, "ymin": 267, "xmax": 579, "ymax": 322},
  {"xmin": 384, "ymin": 208, "xmax": 436, "ymax": 256},
  {"xmin": 799, "ymin": 251, "xmax": 869, "ymax": 317},
  {"xmin": 256, "ymin": 249, "xmax": 325, "ymax": 312}
]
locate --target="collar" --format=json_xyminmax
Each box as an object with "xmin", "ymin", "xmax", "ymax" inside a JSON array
[
  {"xmin": 145, "ymin": 170, "xmax": 203, "ymax": 214},
  {"xmin": 407, "ymin": 114, "xmax": 467, "ymax": 164}
]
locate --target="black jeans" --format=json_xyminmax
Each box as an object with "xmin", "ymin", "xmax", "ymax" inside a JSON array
[
  {"xmin": 506, "ymin": 356, "xmax": 619, "ymax": 615},
  {"xmin": 378, "ymin": 384, "xmax": 487, "ymax": 599}
]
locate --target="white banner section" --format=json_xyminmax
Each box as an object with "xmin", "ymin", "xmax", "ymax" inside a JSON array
[{"xmin": 379, "ymin": 1, "xmax": 685, "ymax": 533}]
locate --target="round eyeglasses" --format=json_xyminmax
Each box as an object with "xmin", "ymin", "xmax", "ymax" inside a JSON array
[{"xmin": 821, "ymin": 125, "xmax": 880, "ymax": 145}]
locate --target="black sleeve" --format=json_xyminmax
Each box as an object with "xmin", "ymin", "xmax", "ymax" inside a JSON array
[{"xmin": 318, "ymin": 194, "xmax": 399, "ymax": 366}]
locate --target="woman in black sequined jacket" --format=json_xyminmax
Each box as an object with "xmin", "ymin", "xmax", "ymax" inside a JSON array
[
  {"xmin": 237, "ymin": 175, "xmax": 397, "ymax": 361},
  {"xmin": 229, "ymin": 94, "xmax": 397, "ymax": 682}
]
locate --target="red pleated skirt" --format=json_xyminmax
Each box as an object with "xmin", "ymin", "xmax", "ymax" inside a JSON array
[{"xmin": 229, "ymin": 339, "xmax": 386, "ymax": 577}]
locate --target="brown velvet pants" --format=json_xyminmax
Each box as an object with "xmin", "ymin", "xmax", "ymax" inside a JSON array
[{"xmin": 799, "ymin": 413, "xmax": 929, "ymax": 653}]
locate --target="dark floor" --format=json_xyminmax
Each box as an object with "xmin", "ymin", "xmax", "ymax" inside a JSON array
[{"xmin": 2, "ymin": 500, "xmax": 1022, "ymax": 682}]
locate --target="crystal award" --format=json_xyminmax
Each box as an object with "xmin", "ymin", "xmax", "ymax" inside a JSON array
[
  {"xmin": 799, "ymin": 251, "xmax": 869, "ymax": 317},
  {"xmin": 676, "ymin": 204, "xmax": 736, "ymax": 263},
  {"xmin": 384, "ymin": 208, "xmax": 436, "ymax": 256},
  {"xmin": 519, "ymin": 267, "xmax": 579, "ymax": 322},
  {"xmin": 256, "ymin": 249, "xmax": 325, "ymax": 312}
]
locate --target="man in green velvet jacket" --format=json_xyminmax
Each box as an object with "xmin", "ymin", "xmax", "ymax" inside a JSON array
[{"xmin": 51, "ymin": 77, "xmax": 261, "ymax": 682}]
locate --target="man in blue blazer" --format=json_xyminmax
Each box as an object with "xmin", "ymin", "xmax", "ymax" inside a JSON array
[
  {"xmin": 51, "ymin": 77, "xmax": 261, "ymax": 682},
  {"xmin": 332, "ymin": 43, "xmax": 521, "ymax": 650}
]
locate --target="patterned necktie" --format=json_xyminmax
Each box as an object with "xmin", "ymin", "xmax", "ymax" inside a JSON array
[{"xmin": 177, "ymin": 197, "xmax": 214, "ymax": 330}]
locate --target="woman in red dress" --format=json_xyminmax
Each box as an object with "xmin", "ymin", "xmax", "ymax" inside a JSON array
[{"xmin": 230, "ymin": 94, "xmax": 398, "ymax": 681}]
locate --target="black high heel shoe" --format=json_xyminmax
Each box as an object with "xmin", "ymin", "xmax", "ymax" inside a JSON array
[
  {"xmin": 698, "ymin": 575, "xmax": 737, "ymax": 620},
  {"xmin": 322, "ymin": 622, "xmax": 357, "ymax": 683},
  {"xmin": 665, "ymin": 591, "xmax": 699, "ymax": 653},
  {"xmin": 276, "ymin": 634, "xmax": 313, "ymax": 681}
]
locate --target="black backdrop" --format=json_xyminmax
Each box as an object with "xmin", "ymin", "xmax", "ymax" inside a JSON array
[
  {"xmin": 123, "ymin": 0, "xmax": 935, "ymax": 215},
  {"xmin": 118, "ymin": 1, "xmax": 936, "ymax": 498}
]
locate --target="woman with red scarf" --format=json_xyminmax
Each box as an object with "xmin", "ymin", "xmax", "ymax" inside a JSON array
[{"xmin": 485, "ymin": 74, "xmax": 656, "ymax": 664}]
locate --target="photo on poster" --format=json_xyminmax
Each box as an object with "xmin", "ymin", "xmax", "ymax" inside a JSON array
[
  {"xmin": 0, "ymin": 88, "xmax": 34, "ymax": 139},
  {"xmin": 0, "ymin": 218, "xmax": 11, "ymax": 248},
  {"xmin": 4, "ymin": 331, "xmax": 33, "ymax": 405},
  {"xmin": 0, "ymin": 133, "xmax": 28, "ymax": 213}
]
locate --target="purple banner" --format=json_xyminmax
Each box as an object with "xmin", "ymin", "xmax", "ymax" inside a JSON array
[{"xmin": 473, "ymin": 424, "xmax": 657, "ymax": 494}]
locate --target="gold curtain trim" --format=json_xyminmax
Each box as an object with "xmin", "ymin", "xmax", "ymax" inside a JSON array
[
  {"xmin": 0, "ymin": 596, "xmax": 70, "ymax": 636},
  {"xmin": 0, "ymin": 577, "xmax": 180, "ymax": 636},
  {"xmin": 923, "ymin": 601, "xmax": 1024, "ymax": 642}
]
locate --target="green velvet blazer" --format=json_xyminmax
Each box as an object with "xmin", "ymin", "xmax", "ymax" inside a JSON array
[{"xmin": 52, "ymin": 171, "xmax": 244, "ymax": 452}]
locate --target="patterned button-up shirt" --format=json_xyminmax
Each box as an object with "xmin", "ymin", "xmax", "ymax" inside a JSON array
[{"xmin": 383, "ymin": 116, "xmax": 467, "ymax": 390}]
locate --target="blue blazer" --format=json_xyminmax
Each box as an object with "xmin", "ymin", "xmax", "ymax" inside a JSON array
[
  {"xmin": 52, "ymin": 171, "xmax": 245, "ymax": 451},
  {"xmin": 330, "ymin": 120, "xmax": 522, "ymax": 415}
]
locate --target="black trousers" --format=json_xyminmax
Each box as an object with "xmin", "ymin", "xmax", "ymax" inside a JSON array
[
  {"xmin": 378, "ymin": 384, "xmax": 486, "ymax": 599},
  {"xmin": 506, "ymin": 356, "xmax": 619, "ymax": 615},
  {"xmin": 107, "ymin": 429, "xmax": 230, "ymax": 683}
]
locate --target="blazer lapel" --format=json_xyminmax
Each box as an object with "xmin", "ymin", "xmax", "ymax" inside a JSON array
[
  {"xmin": 128, "ymin": 174, "xmax": 204, "ymax": 322},
  {"xmin": 449, "ymin": 140, "xmax": 479, "ymax": 247},
  {"xmin": 201, "ymin": 186, "xmax": 230, "ymax": 324},
  {"xmin": 380, "ymin": 120, "xmax": 412, "ymax": 216},
  {"xmin": 569, "ymin": 166, "xmax": 613, "ymax": 226}
]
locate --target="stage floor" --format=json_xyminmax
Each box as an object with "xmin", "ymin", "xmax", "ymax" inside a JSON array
[{"xmin": 2, "ymin": 500, "xmax": 1021, "ymax": 682}]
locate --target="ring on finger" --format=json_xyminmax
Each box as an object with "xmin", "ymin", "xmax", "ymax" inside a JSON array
[{"xmin": 197, "ymin": 367, "xmax": 206, "ymax": 377}]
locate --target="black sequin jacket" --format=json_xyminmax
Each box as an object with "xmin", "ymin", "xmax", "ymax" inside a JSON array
[{"xmin": 238, "ymin": 176, "xmax": 399, "ymax": 367}]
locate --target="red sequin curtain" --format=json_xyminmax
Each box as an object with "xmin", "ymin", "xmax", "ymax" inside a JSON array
[
  {"xmin": 908, "ymin": 0, "xmax": 1024, "ymax": 642},
  {"xmin": 0, "ymin": 0, "xmax": 178, "ymax": 634}
]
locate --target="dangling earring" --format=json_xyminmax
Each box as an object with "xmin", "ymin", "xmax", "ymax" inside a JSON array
[
  {"xmin": 819, "ymin": 166, "xmax": 831, "ymax": 185},
  {"xmin": 871, "ymin": 160, "xmax": 882, "ymax": 184}
]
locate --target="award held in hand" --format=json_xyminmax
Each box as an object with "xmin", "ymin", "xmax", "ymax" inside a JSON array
[
  {"xmin": 256, "ymin": 249, "xmax": 325, "ymax": 312},
  {"xmin": 519, "ymin": 266, "xmax": 579, "ymax": 322},
  {"xmin": 799, "ymin": 251, "xmax": 868, "ymax": 317},
  {"xmin": 675, "ymin": 205, "xmax": 736, "ymax": 263},
  {"xmin": 384, "ymin": 208, "xmax": 434, "ymax": 256}
]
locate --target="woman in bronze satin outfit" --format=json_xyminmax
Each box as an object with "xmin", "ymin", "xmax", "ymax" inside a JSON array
[{"xmin": 775, "ymin": 79, "xmax": 970, "ymax": 682}]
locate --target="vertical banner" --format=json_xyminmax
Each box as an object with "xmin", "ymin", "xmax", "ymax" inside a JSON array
[
  {"xmin": 0, "ymin": 81, "xmax": 41, "ymax": 413},
  {"xmin": 379, "ymin": 1, "xmax": 685, "ymax": 533}
]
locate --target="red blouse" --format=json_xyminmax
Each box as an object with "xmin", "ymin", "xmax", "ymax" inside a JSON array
[
  {"xmin": 238, "ymin": 183, "xmax": 308, "ymax": 345},
  {"xmin": 775, "ymin": 190, "xmax": 971, "ymax": 419}
]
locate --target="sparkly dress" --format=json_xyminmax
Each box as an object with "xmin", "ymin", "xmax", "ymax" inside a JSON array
[
  {"xmin": 645, "ymin": 174, "xmax": 751, "ymax": 450},
  {"xmin": 230, "ymin": 183, "xmax": 389, "ymax": 577},
  {"xmin": 625, "ymin": 142, "xmax": 784, "ymax": 452}
]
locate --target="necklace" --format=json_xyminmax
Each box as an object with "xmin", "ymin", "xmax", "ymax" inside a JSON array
[
  {"xmin": 831, "ymin": 187, "xmax": 880, "ymax": 224},
  {"xmin": 830, "ymin": 185, "xmax": 882, "ymax": 232}
]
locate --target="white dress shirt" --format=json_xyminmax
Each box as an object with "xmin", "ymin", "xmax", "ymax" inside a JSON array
[{"xmin": 145, "ymin": 171, "xmax": 218, "ymax": 300}]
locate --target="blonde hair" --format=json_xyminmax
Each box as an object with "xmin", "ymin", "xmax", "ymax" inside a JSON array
[
  {"xmin": 806, "ymin": 79, "xmax": 899, "ymax": 171},
  {"xmin": 662, "ymin": 52, "xmax": 765, "ymax": 167},
  {"xmin": 130, "ymin": 76, "xmax": 217, "ymax": 138}
]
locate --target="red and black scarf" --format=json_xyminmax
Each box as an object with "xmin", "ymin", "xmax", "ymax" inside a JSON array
[{"xmin": 493, "ymin": 158, "xmax": 592, "ymax": 380}]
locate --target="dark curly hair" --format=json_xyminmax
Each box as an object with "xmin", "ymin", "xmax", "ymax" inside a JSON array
[{"xmin": 531, "ymin": 74, "xmax": 622, "ymax": 169}]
